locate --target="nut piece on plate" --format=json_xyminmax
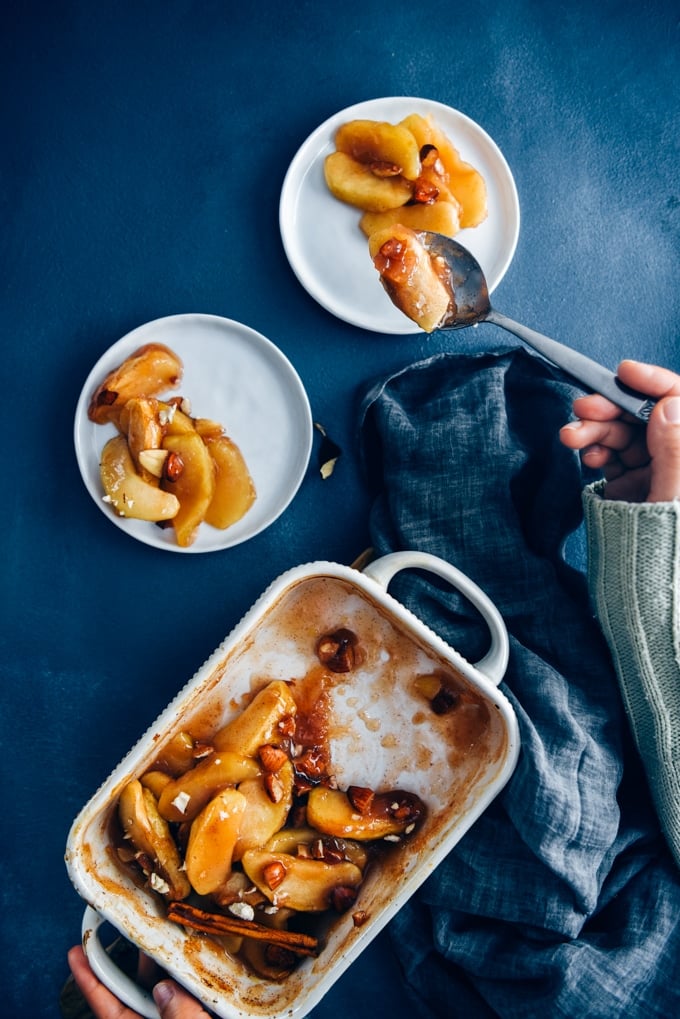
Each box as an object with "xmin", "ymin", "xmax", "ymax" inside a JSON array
[
  {"xmin": 88, "ymin": 344, "xmax": 183, "ymax": 425},
  {"xmin": 368, "ymin": 224, "xmax": 454, "ymax": 333},
  {"xmin": 100, "ymin": 435, "xmax": 180, "ymax": 521},
  {"xmin": 315, "ymin": 628, "xmax": 358, "ymax": 673},
  {"xmin": 137, "ymin": 448, "xmax": 170, "ymax": 480}
]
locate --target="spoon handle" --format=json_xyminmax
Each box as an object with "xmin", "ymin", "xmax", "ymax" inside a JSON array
[{"xmin": 485, "ymin": 309, "xmax": 656, "ymax": 422}]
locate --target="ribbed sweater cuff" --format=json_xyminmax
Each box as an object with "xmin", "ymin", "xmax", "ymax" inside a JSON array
[{"xmin": 583, "ymin": 481, "xmax": 680, "ymax": 869}]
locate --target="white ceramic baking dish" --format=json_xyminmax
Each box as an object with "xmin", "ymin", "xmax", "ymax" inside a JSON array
[{"xmin": 66, "ymin": 551, "xmax": 519, "ymax": 1018}]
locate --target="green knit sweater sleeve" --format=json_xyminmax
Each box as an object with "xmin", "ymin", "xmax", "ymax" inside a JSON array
[{"xmin": 583, "ymin": 481, "xmax": 680, "ymax": 868}]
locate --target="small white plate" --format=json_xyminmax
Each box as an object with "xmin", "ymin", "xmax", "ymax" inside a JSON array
[
  {"xmin": 74, "ymin": 314, "xmax": 313, "ymax": 553},
  {"xmin": 280, "ymin": 96, "xmax": 520, "ymax": 334}
]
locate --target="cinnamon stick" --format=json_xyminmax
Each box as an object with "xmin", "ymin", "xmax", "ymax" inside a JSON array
[{"xmin": 167, "ymin": 901, "xmax": 319, "ymax": 957}]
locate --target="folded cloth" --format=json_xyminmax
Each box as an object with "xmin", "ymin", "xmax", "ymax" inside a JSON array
[{"xmin": 358, "ymin": 348, "xmax": 680, "ymax": 1019}]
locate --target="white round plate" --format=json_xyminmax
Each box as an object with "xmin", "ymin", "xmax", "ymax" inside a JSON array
[
  {"xmin": 74, "ymin": 314, "xmax": 313, "ymax": 553},
  {"xmin": 280, "ymin": 96, "xmax": 520, "ymax": 334}
]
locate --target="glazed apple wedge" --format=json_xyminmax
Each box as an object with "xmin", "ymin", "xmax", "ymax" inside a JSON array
[
  {"xmin": 359, "ymin": 199, "xmax": 461, "ymax": 239},
  {"xmin": 212, "ymin": 680, "xmax": 297, "ymax": 757},
  {"xmin": 88, "ymin": 343, "xmax": 183, "ymax": 425},
  {"xmin": 161, "ymin": 431, "xmax": 215, "ymax": 547},
  {"xmin": 334, "ymin": 119, "xmax": 421, "ymax": 179},
  {"xmin": 204, "ymin": 436, "xmax": 256, "ymax": 530},
  {"xmin": 306, "ymin": 785, "xmax": 425, "ymax": 840},
  {"xmin": 185, "ymin": 788, "xmax": 247, "ymax": 896},
  {"xmin": 368, "ymin": 224, "xmax": 453, "ymax": 333},
  {"xmin": 118, "ymin": 780, "xmax": 190, "ymax": 900},
  {"xmin": 88, "ymin": 343, "xmax": 257, "ymax": 545},
  {"xmin": 158, "ymin": 751, "xmax": 261, "ymax": 823},
  {"xmin": 232, "ymin": 762, "xmax": 295, "ymax": 860},
  {"xmin": 100, "ymin": 436, "xmax": 180, "ymax": 521},
  {"xmin": 324, "ymin": 151, "xmax": 413, "ymax": 212},
  {"xmin": 400, "ymin": 113, "xmax": 488, "ymax": 229},
  {"xmin": 241, "ymin": 849, "xmax": 363, "ymax": 912}
]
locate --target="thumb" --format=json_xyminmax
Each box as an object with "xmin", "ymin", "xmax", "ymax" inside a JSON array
[
  {"xmin": 153, "ymin": 980, "xmax": 209, "ymax": 1018},
  {"xmin": 646, "ymin": 396, "xmax": 680, "ymax": 502}
]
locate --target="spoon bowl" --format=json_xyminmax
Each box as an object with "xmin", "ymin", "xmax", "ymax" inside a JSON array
[{"xmin": 418, "ymin": 232, "xmax": 655, "ymax": 422}]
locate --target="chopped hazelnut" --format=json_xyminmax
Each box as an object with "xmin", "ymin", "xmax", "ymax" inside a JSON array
[
  {"xmin": 431, "ymin": 686, "xmax": 459, "ymax": 715},
  {"xmin": 347, "ymin": 785, "xmax": 375, "ymax": 815},
  {"xmin": 316, "ymin": 628, "xmax": 358, "ymax": 673},
  {"xmin": 369, "ymin": 160, "xmax": 402, "ymax": 178},
  {"xmin": 263, "ymin": 772, "xmax": 285, "ymax": 803},
  {"xmin": 412, "ymin": 178, "xmax": 439, "ymax": 204},
  {"xmin": 259, "ymin": 744, "xmax": 288, "ymax": 773},
  {"xmin": 263, "ymin": 860, "xmax": 287, "ymax": 890},
  {"xmin": 163, "ymin": 451, "xmax": 185, "ymax": 483},
  {"xmin": 330, "ymin": 885, "xmax": 358, "ymax": 913}
]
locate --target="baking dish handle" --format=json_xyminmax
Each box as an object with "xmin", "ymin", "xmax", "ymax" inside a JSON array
[
  {"xmin": 361, "ymin": 551, "xmax": 509, "ymax": 686},
  {"xmin": 81, "ymin": 906, "xmax": 160, "ymax": 1018}
]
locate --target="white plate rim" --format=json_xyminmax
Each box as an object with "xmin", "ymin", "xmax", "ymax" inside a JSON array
[
  {"xmin": 73, "ymin": 313, "xmax": 313, "ymax": 553},
  {"xmin": 280, "ymin": 96, "xmax": 521, "ymax": 334}
]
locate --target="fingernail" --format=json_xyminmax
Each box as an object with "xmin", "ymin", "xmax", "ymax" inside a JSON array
[
  {"xmin": 153, "ymin": 981, "xmax": 174, "ymax": 1008},
  {"xmin": 562, "ymin": 419, "xmax": 584, "ymax": 429},
  {"xmin": 662, "ymin": 397, "xmax": 680, "ymax": 423}
]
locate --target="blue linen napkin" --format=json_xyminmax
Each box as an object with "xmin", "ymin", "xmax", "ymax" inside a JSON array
[{"xmin": 358, "ymin": 348, "xmax": 680, "ymax": 1018}]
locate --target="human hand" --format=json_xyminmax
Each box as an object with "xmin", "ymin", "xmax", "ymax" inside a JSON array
[
  {"xmin": 67, "ymin": 946, "xmax": 211, "ymax": 1019},
  {"xmin": 559, "ymin": 359, "xmax": 680, "ymax": 502}
]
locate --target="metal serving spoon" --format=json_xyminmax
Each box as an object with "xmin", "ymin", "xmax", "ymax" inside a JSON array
[{"xmin": 419, "ymin": 232, "xmax": 656, "ymax": 422}]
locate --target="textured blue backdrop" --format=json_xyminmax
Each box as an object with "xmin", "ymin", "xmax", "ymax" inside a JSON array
[{"xmin": 2, "ymin": 1, "xmax": 678, "ymax": 1016}]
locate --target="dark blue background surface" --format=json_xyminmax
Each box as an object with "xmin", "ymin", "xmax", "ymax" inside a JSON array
[{"xmin": 2, "ymin": 2, "xmax": 678, "ymax": 1016}]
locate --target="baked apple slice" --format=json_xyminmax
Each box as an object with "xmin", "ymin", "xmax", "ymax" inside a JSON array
[
  {"xmin": 360, "ymin": 199, "xmax": 461, "ymax": 239},
  {"xmin": 100, "ymin": 436, "xmax": 180, "ymax": 521},
  {"xmin": 212, "ymin": 680, "xmax": 297, "ymax": 757},
  {"xmin": 334, "ymin": 119, "xmax": 421, "ymax": 179},
  {"xmin": 368, "ymin": 224, "xmax": 453, "ymax": 333},
  {"xmin": 161, "ymin": 431, "xmax": 215, "ymax": 547},
  {"xmin": 124, "ymin": 397, "xmax": 163, "ymax": 480},
  {"xmin": 118, "ymin": 779, "xmax": 190, "ymax": 900},
  {"xmin": 88, "ymin": 344, "xmax": 183, "ymax": 425},
  {"xmin": 232, "ymin": 761, "xmax": 295, "ymax": 860},
  {"xmin": 400, "ymin": 113, "xmax": 487, "ymax": 228},
  {"xmin": 306, "ymin": 785, "xmax": 425, "ymax": 841},
  {"xmin": 185, "ymin": 787, "xmax": 247, "ymax": 895},
  {"xmin": 157, "ymin": 751, "xmax": 261, "ymax": 822},
  {"xmin": 241, "ymin": 849, "xmax": 363, "ymax": 912},
  {"xmin": 204, "ymin": 435, "xmax": 256, "ymax": 529},
  {"xmin": 324, "ymin": 151, "xmax": 413, "ymax": 212}
]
